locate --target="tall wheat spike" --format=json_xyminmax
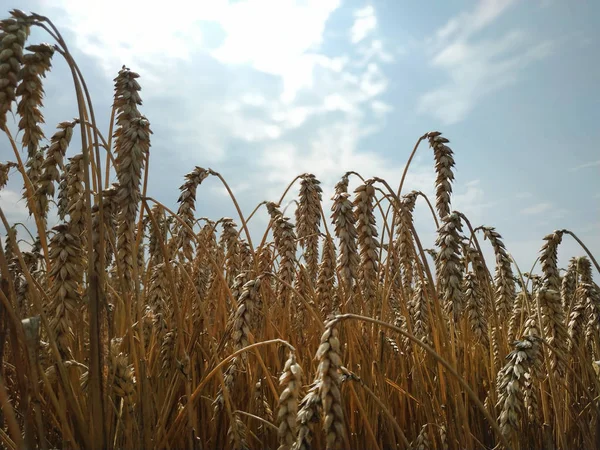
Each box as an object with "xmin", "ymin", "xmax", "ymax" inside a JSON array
[
  {"xmin": 176, "ymin": 166, "xmax": 209, "ymax": 260},
  {"xmin": 0, "ymin": 10, "xmax": 31, "ymax": 129},
  {"xmin": 296, "ymin": 173, "xmax": 322, "ymax": 282},
  {"xmin": 427, "ymin": 131, "xmax": 455, "ymax": 220},
  {"xmin": 113, "ymin": 66, "xmax": 151, "ymax": 288},
  {"xmin": 16, "ymin": 43, "xmax": 54, "ymax": 158},
  {"xmin": 331, "ymin": 182, "xmax": 359, "ymax": 297},
  {"xmin": 435, "ymin": 212, "xmax": 464, "ymax": 323},
  {"xmin": 354, "ymin": 180, "xmax": 379, "ymax": 315}
]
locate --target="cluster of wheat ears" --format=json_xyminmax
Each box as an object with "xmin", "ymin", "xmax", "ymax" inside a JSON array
[{"xmin": 0, "ymin": 9, "xmax": 598, "ymax": 450}]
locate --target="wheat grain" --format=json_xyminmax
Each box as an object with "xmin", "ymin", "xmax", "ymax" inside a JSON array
[
  {"xmin": 296, "ymin": 174, "xmax": 322, "ymax": 282},
  {"xmin": 354, "ymin": 180, "xmax": 379, "ymax": 316},
  {"xmin": 583, "ymin": 283, "xmax": 600, "ymax": 353},
  {"xmin": 464, "ymin": 272, "xmax": 488, "ymax": 346},
  {"xmin": 411, "ymin": 279, "xmax": 431, "ymax": 345},
  {"xmin": 36, "ymin": 120, "xmax": 78, "ymax": 219},
  {"xmin": 220, "ymin": 217, "xmax": 242, "ymax": 285},
  {"xmin": 410, "ymin": 424, "xmax": 430, "ymax": 450},
  {"xmin": 231, "ymin": 277, "xmax": 260, "ymax": 358},
  {"xmin": 397, "ymin": 191, "xmax": 418, "ymax": 295},
  {"xmin": 48, "ymin": 223, "xmax": 83, "ymax": 358},
  {"xmin": 481, "ymin": 226, "xmax": 516, "ymax": 322},
  {"xmin": 331, "ymin": 189, "xmax": 359, "ymax": 297},
  {"xmin": 110, "ymin": 338, "xmax": 135, "ymax": 399},
  {"xmin": 0, "ymin": 10, "xmax": 31, "ymax": 129},
  {"xmin": 496, "ymin": 335, "xmax": 542, "ymax": 439},
  {"xmin": 176, "ymin": 166, "xmax": 209, "ymax": 260},
  {"xmin": 66, "ymin": 153, "xmax": 86, "ymax": 241},
  {"xmin": 316, "ymin": 236, "xmax": 336, "ymax": 317},
  {"xmin": 435, "ymin": 212, "xmax": 464, "ymax": 323},
  {"xmin": 0, "ymin": 160, "xmax": 16, "ymax": 188},
  {"xmin": 16, "ymin": 43, "xmax": 54, "ymax": 158},
  {"xmin": 294, "ymin": 380, "xmax": 321, "ymax": 450},
  {"xmin": 538, "ymin": 232, "xmax": 568, "ymax": 376},
  {"xmin": 277, "ymin": 352, "xmax": 303, "ymax": 450},
  {"xmin": 267, "ymin": 203, "xmax": 297, "ymax": 306},
  {"xmin": 561, "ymin": 257, "xmax": 579, "ymax": 312},
  {"xmin": 315, "ymin": 320, "xmax": 345, "ymax": 449},
  {"xmin": 23, "ymin": 147, "xmax": 43, "ymax": 216},
  {"xmin": 427, "ymin": 131, "xmax": 454, "ymax": 220}
]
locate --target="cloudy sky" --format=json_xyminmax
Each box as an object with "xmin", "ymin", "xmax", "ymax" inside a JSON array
[{"xmin": 0, "ymin": 0, "xmax": 598, "ymax": 273}]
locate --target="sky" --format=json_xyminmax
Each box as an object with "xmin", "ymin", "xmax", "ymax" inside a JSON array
[{"xmin": 0, "ymin": 0, "xmax": 598, "ymax": 275}]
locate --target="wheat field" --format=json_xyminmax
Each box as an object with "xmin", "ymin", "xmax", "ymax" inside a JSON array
[{"xmin": 0, "ymin": 9, "xmax": 599, "ymax": 450}]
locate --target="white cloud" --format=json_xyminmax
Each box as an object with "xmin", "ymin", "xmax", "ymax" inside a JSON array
[
  {"xmin": 55, "ymin": 0, "xmax": 341, "ymax": 103},
  {"xmin": 360, "ymin": 63, "xmax": 388, "ymax": 97},
  {"xmin": 521, "ymin": 202, "xmax": 552, "ymax": 215},
  {"xmin": 569, "ymin": 159, "xmax": 600, "ymax": 172},
  {"xmin": 239, "ymin": 93, "xmax": 268, "ymax": 107},
  {"xmin": 351, "ymin": 5, "xmax": 377, "ymax": 44},
  {"xmin": 434, "ymin": 0, "xmax": 518, "ymax": 44},
  {"xmin": 52, "ymin": 0, "xmax": 394, "ymax": 165},
  {"xmin": 0, "ymin": 189, "xmax": 29, "ymax": 224},
  {"xmin": 211, "ymin": 0, "xmax": 341, "ymax": 103},
  {"xmin": 255, "ymin": 119, "xmax": 437, "ymax": 205},
  {"xmin": 550, "ymin": 208, "xmax": 568, "ymax": 220},
  {"xmin": 356, "ymin": 40, "xmax": 394, "ymax": 65},
  {"xmin": 370, "ymin": 100, "xmax": 393, "ymax": 117},
  {"xmin": 209, "ymin": 181, "xmax": 251, "ymax": 198},
  {"xmin": 516, "ymin": 191, "xmax": 533, "ymax": 199},
  {"xmin": 418, "ymin": 0, "xmax": 553, "ymax": 124},
  {"xmin": 452, "ymin": 179, "xmax": 498, "ymax": 225},
  {"xmin": 48, "ymin": 0, "xmax": 391, "ymax": 149},
  {"xmin": 53, "ymin": 0, "xmax": 219, "ymax": 75}
]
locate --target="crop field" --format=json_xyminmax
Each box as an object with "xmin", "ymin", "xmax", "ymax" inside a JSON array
[{"xmin": 0, "ymin": 8, "xmax": 598, "ymax": 450}]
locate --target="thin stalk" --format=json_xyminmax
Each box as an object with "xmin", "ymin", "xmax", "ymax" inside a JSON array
[{"xmin": 331, "ymin": 313, "xmax": 512, "ymax": 450}]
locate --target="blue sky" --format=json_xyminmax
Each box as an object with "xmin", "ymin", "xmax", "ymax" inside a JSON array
[{"xmin": 0, "ymin": 0, "xmax": 598, "ymax": 273}]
